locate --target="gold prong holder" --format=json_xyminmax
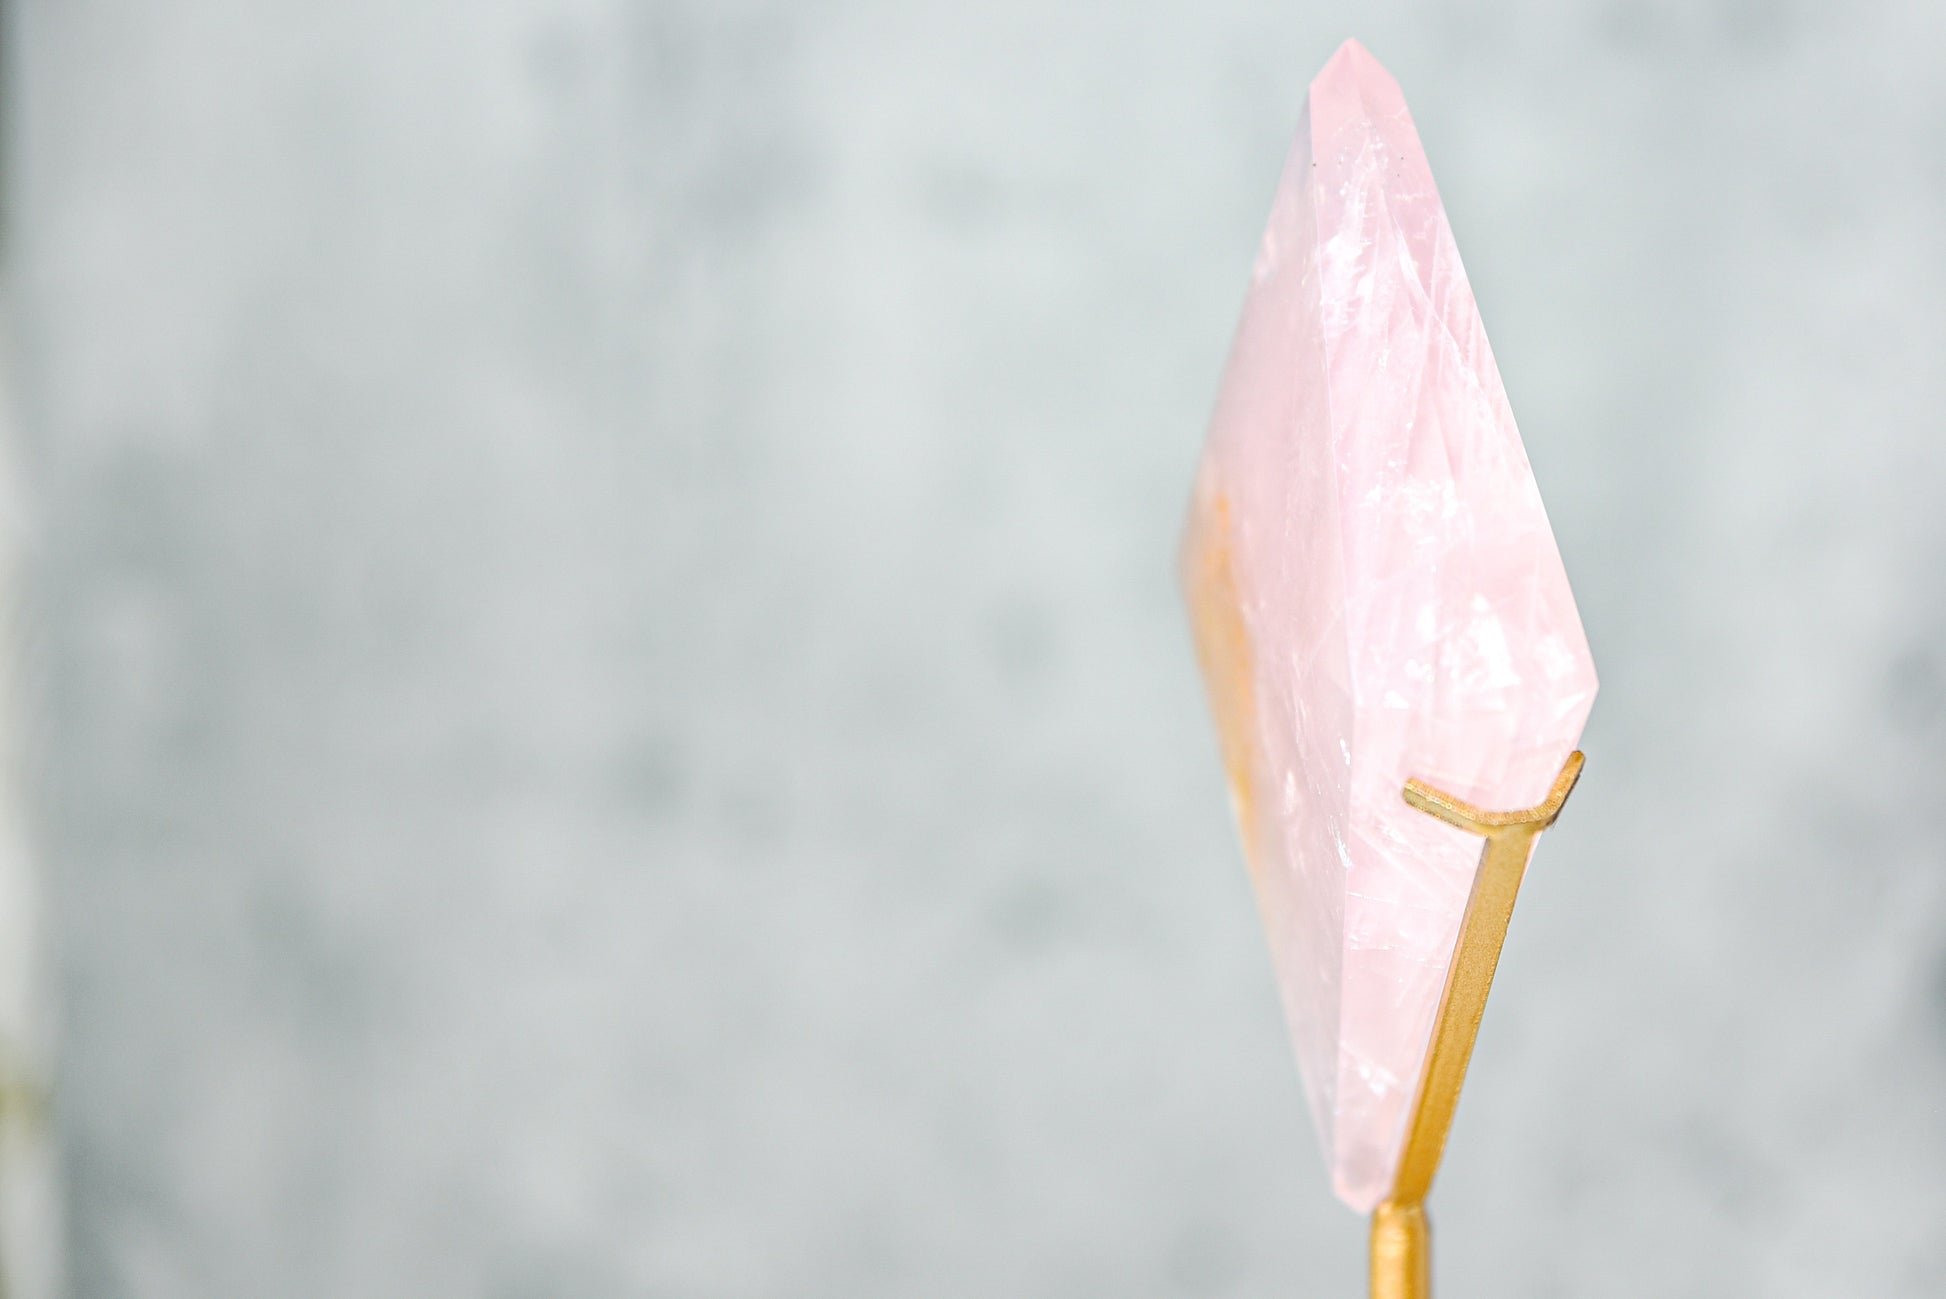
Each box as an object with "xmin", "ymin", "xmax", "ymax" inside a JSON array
[{"xmin": 1368, "ymin": 751, "xmax": 1585, "ymax": 1299}]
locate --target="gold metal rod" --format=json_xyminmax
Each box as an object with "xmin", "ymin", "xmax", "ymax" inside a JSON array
[
  {"xmin": 1368, "ymin": 751, "xmax": 1585, "ymax": 1299},
  {"xmin": 1369, "ymin": 1200, "xmax": 1430, "ymax": 1299}
]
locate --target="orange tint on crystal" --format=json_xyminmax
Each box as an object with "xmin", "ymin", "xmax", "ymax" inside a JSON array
[{"xmin": 1182, "ymin": 494, "xmax": 1263, "ymax": 870}]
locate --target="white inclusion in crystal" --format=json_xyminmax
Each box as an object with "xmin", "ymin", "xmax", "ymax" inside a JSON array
[{"xmin": 1467, "ymin": 595, "xmax": 1522, "ymax": 689}]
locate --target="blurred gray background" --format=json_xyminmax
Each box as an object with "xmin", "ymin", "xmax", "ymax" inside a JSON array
[{"xmin": 9, "ymin": 0, "xmax": 1946, "ymax": 1295}]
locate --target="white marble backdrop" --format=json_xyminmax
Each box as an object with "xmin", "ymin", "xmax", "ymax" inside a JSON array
[
  {"xmin": 12, "ymin": 1, "xmax": 1946, "ymax": 1296},
  {"xmin": 0, "ymin": 306, "xmax": 58, "ymax": 1299}
]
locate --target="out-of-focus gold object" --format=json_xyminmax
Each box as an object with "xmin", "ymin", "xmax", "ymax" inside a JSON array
[{"xmin": 1368, "ymin": 751, "xmax": 1585, "ymax": 1299}]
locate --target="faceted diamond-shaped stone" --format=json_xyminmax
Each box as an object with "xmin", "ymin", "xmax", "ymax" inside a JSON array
[{"xmin": 1181, "ymin": 39, "xmax": 1597, "ymax": 1212}]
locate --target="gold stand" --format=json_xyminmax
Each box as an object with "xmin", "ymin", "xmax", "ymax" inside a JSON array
[{"xmin": 1368, "ymin": 751, "xmax": 1585, "ymax": 1299}]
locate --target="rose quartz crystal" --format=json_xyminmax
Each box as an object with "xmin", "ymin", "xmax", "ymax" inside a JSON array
[{"xmin": 1181, "ymin": 40, "xmax": 1597, "ymax": 1212}]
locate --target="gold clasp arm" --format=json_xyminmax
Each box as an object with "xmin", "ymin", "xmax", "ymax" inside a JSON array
[{"xmin": 1401, "ymin": 749, "xmax": 1583, "ymax": 834}]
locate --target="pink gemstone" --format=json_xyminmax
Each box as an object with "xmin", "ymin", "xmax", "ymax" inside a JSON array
[{"xmin": 1181, "ymin": 39, "xmax": 1597, "ymax": 1212}]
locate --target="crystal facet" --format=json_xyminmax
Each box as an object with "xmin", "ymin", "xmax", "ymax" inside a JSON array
[{"xmin": 1181, "ymin": 40, "xmax": 1597, "ymax": 1212}]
